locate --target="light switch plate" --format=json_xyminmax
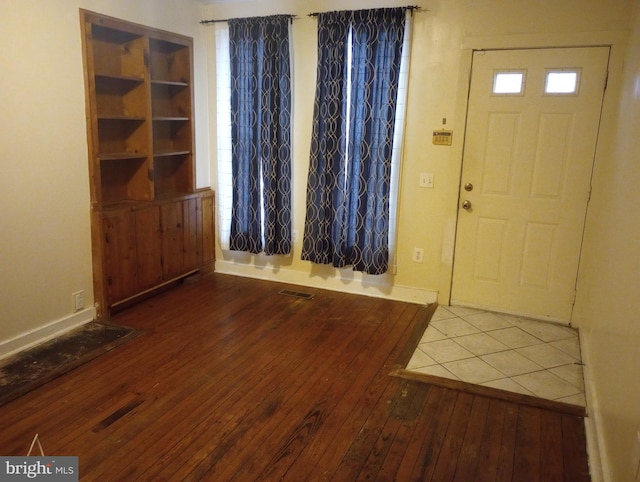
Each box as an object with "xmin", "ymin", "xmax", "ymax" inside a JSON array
[{"xmin": 419, "ymin": 173, "xmax": 434, "ymax": 188}]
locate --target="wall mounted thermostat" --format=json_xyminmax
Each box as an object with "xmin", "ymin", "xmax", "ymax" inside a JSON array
[{"xmin": 432, "ymin": 130, "xmax": 453, "ymax": 146}]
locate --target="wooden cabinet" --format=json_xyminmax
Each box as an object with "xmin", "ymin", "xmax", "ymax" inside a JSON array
[
  {"xmin": 102, "ymin": 209, "xmax": 137, "ymax": 303},
  {"xmin": 81, "ymin": 10, "xmax": 214, "ymax": 318},
  {"xmin": 135, "ymin": 206, "xmax": 164, "ymax": 290},
  {"xmin": 161, "ymin": 197, "xmax": 201, "ymax": 279},
  {"xmin": 99, "ymin": 192, "xmax": 215, "ymax": 308},
  {"xmin": 102, "ymin": 204, "xmax": 163, "ymax": 303}
]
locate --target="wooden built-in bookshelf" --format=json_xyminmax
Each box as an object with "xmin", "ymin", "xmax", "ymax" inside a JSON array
[{"xmin": 80, "ymin": 10, "xmax": 214, "ymax": 319}]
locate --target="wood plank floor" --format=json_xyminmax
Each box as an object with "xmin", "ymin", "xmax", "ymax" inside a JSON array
[{"xmin": 0, "ymin": 273, "xmax": 591, "ymax": 481}]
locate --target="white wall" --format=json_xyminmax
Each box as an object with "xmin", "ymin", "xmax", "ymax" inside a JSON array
[
  {"xmin": 0, "ymin": 0, "xmax": 210, "ymax": 357},
  {"xmin": 573, "ymin": 3, "xmax": 640, "ymax": 480}
]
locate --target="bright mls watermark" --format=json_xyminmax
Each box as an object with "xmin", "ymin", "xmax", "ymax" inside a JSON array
[{"xmin": 1, "ymin": 457, "xmax": 78, "ymax": 481}]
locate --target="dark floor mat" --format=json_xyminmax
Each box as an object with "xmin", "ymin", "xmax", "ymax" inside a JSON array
[{"xmin": 0, "ymin": 322, "xmax": 140, "ymax": 407}]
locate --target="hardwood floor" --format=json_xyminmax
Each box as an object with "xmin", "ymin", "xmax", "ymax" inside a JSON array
[{"xmin": 0, "ymin": 273, "xmax": 590, "ymax": 481}]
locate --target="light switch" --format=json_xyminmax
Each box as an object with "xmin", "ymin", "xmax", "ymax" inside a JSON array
[{"xmin": 419, "ymin": 173, "xmax": 434, "ymax": 188}]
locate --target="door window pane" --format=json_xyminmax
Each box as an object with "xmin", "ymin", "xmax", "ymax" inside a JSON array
[
  {"xmin": 545, "ymin": 70, "xmax": 580, "ymax": 94},
  {"xmin": 493, "ymin": 71, "xmax": 525, "ymax": 95}
]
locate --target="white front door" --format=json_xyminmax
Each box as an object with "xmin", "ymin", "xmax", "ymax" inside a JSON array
[{"xmin": 451, "ymin": 47, "xmax": 609, "ymax": 322}]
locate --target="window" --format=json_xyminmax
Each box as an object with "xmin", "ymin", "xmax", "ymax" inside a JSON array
[
  {"xmin": 216, "ymin": 15, "xmax": 291, "ymax": 255},
  {"xmin": 493, "ymin": 70, "xmax": 526, "ymax": 95},
  {"xmin": 215, "ymin": 23, "xmax": 233, "ymax": 250},
  {"xmin": 214, "ymin": 16, "xmax": 293, "ymax": 255},
  {"xmin": 301, "ymin": 8, "xmax": 411, "ymax": 275},
  {"xmin": 545, "ymin": 69, "xmax": 580, "ymax": 94}
]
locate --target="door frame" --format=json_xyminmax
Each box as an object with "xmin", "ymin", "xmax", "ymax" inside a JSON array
[{"xmin": 446, "ymin": 45, "xmax": 610, "ymax": 322}]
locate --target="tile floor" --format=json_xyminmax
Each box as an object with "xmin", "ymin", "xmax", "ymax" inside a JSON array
[{"xmin": 407, "ymin": 305, "xmax": 586, "ymax": 407}]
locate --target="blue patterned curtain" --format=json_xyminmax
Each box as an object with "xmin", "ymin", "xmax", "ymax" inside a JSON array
[
  {"xmin": 228, "ymin": 16, "xmax": 292, "ymax": 255},
  {"xmin": 301, "ymin": 8, "xmax": 406, "ymax": 274}
]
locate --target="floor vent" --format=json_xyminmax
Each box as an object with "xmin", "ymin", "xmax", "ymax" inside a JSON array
[{"xmin": 279, "ymin": 289, "xmax": 314, "ymax": 300}]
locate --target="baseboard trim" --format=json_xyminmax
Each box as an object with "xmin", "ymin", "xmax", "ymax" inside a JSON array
[
  {"xmin": 580, "ymin": 329, "xmax": 607, "ymax": 482},
  {"xmin": 450, "ymin": 299, "xmax": 570, "ymax": 325},
  {"xmin": 0, "ymin": 307, "xmax": 96, "ymax": 361},
  {"xmin": 215, "ymin": 260, "xmax": 438, "ymax": 305}
]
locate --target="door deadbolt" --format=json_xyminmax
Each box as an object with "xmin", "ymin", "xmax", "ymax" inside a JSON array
[
  {"xmin": 464, "ymin": 182, "xmax": 474, "ymax": 191},
  {"xmin": 462, "ymin": 200, "xmax": 472, "ymax": 210}
]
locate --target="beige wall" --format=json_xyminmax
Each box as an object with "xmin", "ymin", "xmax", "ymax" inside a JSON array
[
  {"xmin": 0, "ymin": 0, "xmax": 210, "ymax": 355},
  {"xmin": 573, "ymin": 2, "xmax": 640, "ymax": 480},
  {"xmin": 204, "ymin": 1, "xmax": 636, "ymax": 479},
  {"xmin": 0, "ymin": 0, "xmax": 637, "ymax": 479},
  {"xmin": 206, "ymin": 0, "xmax": 633, "ymax": 305}
]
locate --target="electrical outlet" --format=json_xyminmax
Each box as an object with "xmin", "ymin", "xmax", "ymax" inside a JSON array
[
  {"xmin": 412, "ymin": 248, "xmax": 424, "ymax": 263},
  {"xmin": 72, "ymin": 291, "xmax": 84, "ymax": 312},
  {"xmin": 419, "ymin": 173, "xmax": 434, "ymax": 188},
  {"xmin": 292, "ymin": 229, "xmax": 299, "ymax": 243}
]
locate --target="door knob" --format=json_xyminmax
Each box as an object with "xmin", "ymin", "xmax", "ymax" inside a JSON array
[
  {"xmin": 464, "ymin": 182, "xmax": 474, "ymax": 191},
  {"xmin": 462, "ymin": 200, "xmax": 472, "ymax": 210}
]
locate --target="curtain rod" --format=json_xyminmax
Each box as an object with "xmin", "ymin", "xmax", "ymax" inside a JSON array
[
  {"xmin": 200, "ymin": 14, "xmax": 297, "ymax": 25},
  {"xmin": 307, "ymin": 5, "xmax": 421, "ymax": 18}
]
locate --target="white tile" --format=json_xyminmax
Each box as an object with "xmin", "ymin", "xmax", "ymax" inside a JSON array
[
  {"xmin": 419, "ymin": 326, "xmax": 448, "ymax": 343},
  {"xmin": 411, "ymin": 363, "xmax": 459, "ymax": 380},
  {"xmin": 480, "ymin": 350, "xmax": 543, "ymax": 377},
  {"xmin": 516, "ymin": 344, "xmax": 577, "ymax": 369},
  {"xmin": 453, "ymin": 333, "xmax": 510, "ymax": 356},
  {"xmin": 549, "ymin": 363, "xmax": 585, "ymax": 390},
  {"xmin": 419, "ymin": 339, "xmax": 475, "ymax": 364},
  {"xmin": 430, "ymin": 306, "xmax": 457, "ymax": 321},
  {"xmin": 406, "ymin": 306, "xmax": 586, "ymax": 405},
  {"xmin": 429, "ymin": 318, "xmax": 481, "ymax": 337},
  {"xmin": 550, "ymin": 337, "xmax": 582, "ymax": 360},
  {"xmin": 481, "ymin": 378, "xmax": 535, "ymax": 397},
  {"xmin": 443, "ymin": 357, "xmax": 505, "ymax": 384},
  {"xmin": 512, "ymin": 370, "xmax": 582, "ymax": 401},
  {"xmin": 406, "ymin": 348, "xmax": 438, "ymax": 369},
  {"xmin": 486, "ymin": 327, "xmax": 542, "ymax": 349},
  {"xmin": 462, "ymin": 312, "xmax": 514, "ymax": 332},
  {"xmin": 511, "ymin": 319, "xmax": 576, "ymax": 342}
]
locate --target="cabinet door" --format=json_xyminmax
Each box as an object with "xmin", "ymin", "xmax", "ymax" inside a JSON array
[
  {"xmin": 136, "ymin": 206, "xmax": 163, "ymax": 290},
  {"xmin": 183, "ymin": 197, "xmax": 201, "ymax": 271},
  {"xmin": 103, "ymin": 210, "xmax": 137, "ymax": 303},
  {"xmin": 201, "ymin": 194, "xmax": 215, "ymax": 265},
  {"xmin": 161, "ymin": 201, "xmax": 185, "ymax": 279}
]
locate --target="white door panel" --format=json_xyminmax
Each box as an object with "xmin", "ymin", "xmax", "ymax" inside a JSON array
[{"xmin": 451, "ymin": 47, "xmax": 609, "ymax": 322}]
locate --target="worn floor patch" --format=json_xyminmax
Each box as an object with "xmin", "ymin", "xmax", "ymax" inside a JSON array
[{"xmin": 0, "ymin": 322, "xmax": 139, "ymax": 407}]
